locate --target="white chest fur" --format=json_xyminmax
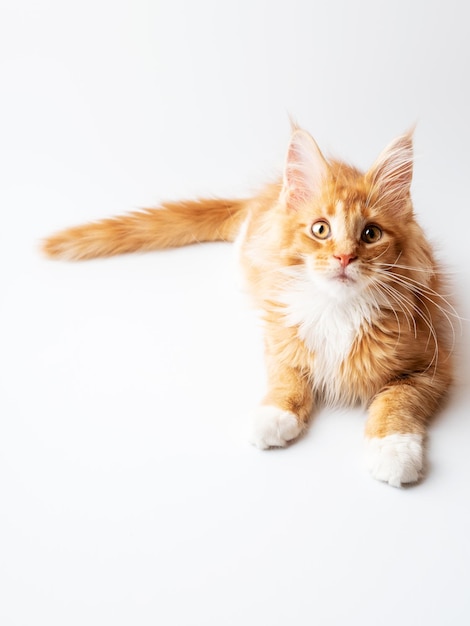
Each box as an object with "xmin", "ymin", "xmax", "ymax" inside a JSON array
[{"xmin": 278, "ymin": 270, "xmax": 378, "ymax": 398}]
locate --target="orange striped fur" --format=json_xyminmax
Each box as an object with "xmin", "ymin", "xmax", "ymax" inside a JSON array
[
  {"xmin": 42, "ymin": 126, "xmax": 455, "ymax": 486},
  {"xmin": 43, "ymin": 198, "xmax": 248, "ymax": 260}
]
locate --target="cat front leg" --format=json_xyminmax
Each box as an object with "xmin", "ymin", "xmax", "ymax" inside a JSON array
[
  {"xmin": 249, "ymin": 405, "xmax": 303, "ymax": 449},
  {"xmin": 249, "ymin": 362, "xmax": 313, "ymax": 449},
  {"xmin": 364, "ymin": 370, "xmax": 450, "ymax": 487}
]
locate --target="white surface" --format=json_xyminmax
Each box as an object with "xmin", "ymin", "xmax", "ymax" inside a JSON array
[{"xmin": 1, "ymin": 1, "xmax": 469, "ymax": 624}]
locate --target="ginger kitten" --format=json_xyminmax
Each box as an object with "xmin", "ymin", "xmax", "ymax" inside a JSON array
[{"xmin": 43, "ymin": 125, "xmax": 454, "ymax": 487}]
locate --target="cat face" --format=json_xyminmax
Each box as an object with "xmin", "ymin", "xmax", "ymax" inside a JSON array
[{"xmin": 281, "ymin": 128, "xmax": 415, "ymax": 299}]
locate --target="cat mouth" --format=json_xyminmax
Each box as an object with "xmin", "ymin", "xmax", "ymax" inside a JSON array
[{"xmin": 333, "ymin": 271, "xmax": 356, "ymax": 283}]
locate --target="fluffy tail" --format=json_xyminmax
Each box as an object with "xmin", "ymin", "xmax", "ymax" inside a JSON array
[{"xmin": 42, "ymin": 197, "xmax": 249, "ymax": 261}]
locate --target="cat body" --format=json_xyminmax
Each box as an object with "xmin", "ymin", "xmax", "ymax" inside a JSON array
[{"xmin": 43, "ymin": 126, "xmax": 453, "ymax": 487}]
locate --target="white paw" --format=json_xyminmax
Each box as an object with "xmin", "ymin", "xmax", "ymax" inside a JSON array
[
  {"xmin": 365, "ymin": 433, "xmax": 424, "ymax": 488},
  {"xmin": 249, "ymin": 405, "xmax": 302, "ymax": 449}
]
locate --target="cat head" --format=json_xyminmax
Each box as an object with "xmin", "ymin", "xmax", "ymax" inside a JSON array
[{"xmin": 279, "ymin": 125, "xmax": 427, "ymax": 298}]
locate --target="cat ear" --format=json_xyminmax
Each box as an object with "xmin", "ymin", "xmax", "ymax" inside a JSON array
[
  {"xmin": 367, "ymin": 131, "xmax": 414, "ymax": 212},
  {"xmin": 282, "ymin": 127, "xmax": 329, "ymax": 210}
]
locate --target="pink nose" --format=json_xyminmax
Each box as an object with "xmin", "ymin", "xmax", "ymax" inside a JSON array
[{"xmin": 334, "ymin": 254, "xmax": 357, "ymax": 268}]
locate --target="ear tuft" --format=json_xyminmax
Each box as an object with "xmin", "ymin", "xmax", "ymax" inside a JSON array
[
  {"xmin": 367, "ymin": 130, "xmax": 414, "ymax": 211},
  {"xmin": 282, "ymin": 128, "xmax": 328, "ymax": 210}
]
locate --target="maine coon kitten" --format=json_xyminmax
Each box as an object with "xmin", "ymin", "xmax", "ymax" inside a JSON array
[{"xmin": 43, "ymin": 125, "xmax": 454, "ymax": 487}]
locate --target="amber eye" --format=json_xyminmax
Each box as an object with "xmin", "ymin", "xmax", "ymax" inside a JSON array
[
  {"xmin": 311, "ymin": 220, "xmax": 331, "ymax": 240},
  {"xmin": 361, "ymin": 224, "xmax": 382, "ymax": 244}
]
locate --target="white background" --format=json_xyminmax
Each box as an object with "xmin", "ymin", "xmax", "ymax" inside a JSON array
[{"xmin": 1, "ymin": 1, "xmax": 469, "ymax": 624}]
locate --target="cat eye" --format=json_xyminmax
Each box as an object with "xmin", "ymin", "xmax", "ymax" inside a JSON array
[
  {"xmin": 311, "ymin": 220, "xmax": 331, "ymax": 240},
  {"xmin": 361, "ymin": 224, "xmax": 382, "ymax": 244}
]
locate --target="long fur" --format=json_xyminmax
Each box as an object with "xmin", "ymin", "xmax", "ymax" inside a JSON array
[
  {"xmin": 42, "ymin": 126, "xmax": 455, "ymax": 486},
  {"xmin": 43, "ymin": 198, "xmax": 249, "ymax": 260}
]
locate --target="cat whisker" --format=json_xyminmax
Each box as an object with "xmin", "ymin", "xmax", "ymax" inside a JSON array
[
  {"xmin": 374, "ymin": 260, "xmax": 462, "ymax": 284},
  {"xmin": 371, "ymin": 263, "xmax": 462, "ymax": 314},
  {"xmin": 366, "ymin": 281, "xmax": 404, "ymax": 347},
  {"xmin": 372, "ymin": 266, "xmax": 461, "ymax": 342},
  {"xmin": 370, "ymin": 268, "xmax": 453, "ymax": 369},
  {"xmin": 368, "ymin": 244, "xmax": 393, "ymax": 263},
  {"xmin": 374, "ymin": 261, "xmax": 435, "ymax": 272},
  {"xmin": 372, "ymin": 277, "xmax": 440, "ymax": 375},
  {"xmin": 371, "ymin": 278, "xmax": 418, "ymax": 336}
]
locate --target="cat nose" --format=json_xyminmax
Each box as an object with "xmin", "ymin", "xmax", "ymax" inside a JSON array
[{"xmin": 334, "ymin": 253, "xmax": 357, "ymax": 268}]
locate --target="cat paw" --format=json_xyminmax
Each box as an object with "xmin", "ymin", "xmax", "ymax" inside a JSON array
[
  {"xmin": 365, "ymin": 433, "xmax": 424, "ymax": 488},
  {"xmin": 249, "ymin": 405, "xmax": 302, "ymax": 449}
]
